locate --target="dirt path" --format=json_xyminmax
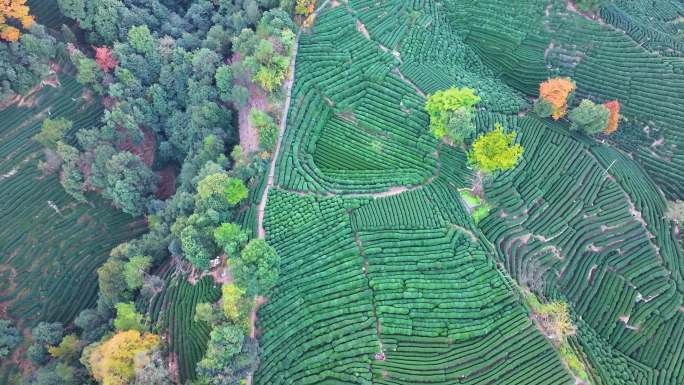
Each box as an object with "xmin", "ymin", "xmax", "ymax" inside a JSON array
[
  {"xmin": 248, "ymin": 4, "xmax": 332, "ymax": 385},
  {"xmin": 255, "ymin": 3, "xmax": 312, "ymax": 239},
  {"xmin": 238, "ymin": 83, "xmax": 268, "ymax": 155}
]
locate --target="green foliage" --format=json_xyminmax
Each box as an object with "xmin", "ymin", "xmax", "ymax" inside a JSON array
[
  {"xmin": 533, "ymin": 98, "xmax": 554, "ymax": 118},
  {"xmin": 103, "ymin": 152, "xmax": 157, "ymax": 215},
  {"xmin": 560, "ymin": 344, "xmax": 590, "ymax": 382},
  {"xmin": 425, "ymin": 87, "xmax": 480, "ymax": 143},
  {"xmin": 459, "ymin": 190, "xmax": 481, "ymax": 207},
  {"xmin": 113, "ymin": 302, "xmax": 145, "ymax": 332},
  {"xmin": 176, "ymin": 218, "xmax": 217, "ymax": 271},
  {"xmin": 97, "ymin": 258, "xmax": 130, "ymax": 308},
  {"xmin": 471, "ymin": 204, "xmax": 491, "ymax": 224},
  {"xmin": 34, "ymin": 118, "xmax": 72, "ymax": 150},
  {"xmin": 232, "ymin": 239, "xmax": 280, "ymax": 296},
  {"xmin": 196, "ymin": 173, "xmax": 248, "ymax": 212},
  {"xmin": 576, "ymin": 0, "xmax": 604, "ymax": 12},
  {"xmin": 230, "ymin": 85, "xmax": 249, "ymax": 109},
  {"xmin": 221, "ymin": 284, "xmax": 251, "ymax": 332},
  {"xmin": 196, "ymin": 325, "xmax": 258, "ymax": 385},
  {"xmin": 249, "ymin": 108, "xmax": 278, "ymax": 151},
  {"xmin": 0, "ymin": 319, "xmax": 20, "ymax": 358},
  {"xmin": 215, "ymin": 65, "xmax": 233, "ymax": 103},
  {"xmin": 127, "ymin": 25, "xmax": 155, "ymax": 54},
  {"xmin": 213, "ymin": 223, "xmax": 249, "ymax": 256},
  {"xmin": 31, "ymin": 322, "xmax": 64, "ymax": 347},
  {"xmin": 47, "ymin": 334, "xmax": 80, "ymax": 363},
  {"xmin": 568, "ymin": 99, "xmax": 610, "ymax": 135},
  {"xmin": 194, "ymin": 302, "xmax": 217, "ymax": 325},
  {"xmin": 0, "ymin": 24, "xmax": 56, "ymax": 99},
  {"xmin": 468, "ymin": 124, "xmax": 524, "ymax": 173},
  {"xmin": 123, "ymin": 256, "xmax": 152, "ymax": 290}
]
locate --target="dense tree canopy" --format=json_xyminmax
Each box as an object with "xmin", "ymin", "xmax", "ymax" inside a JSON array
[
  {"xmin": 467, "ymin": 124, "xmax": 524, "ymax": 173},
  {"xmin": 214, "ymin": 222, "xmax": 249, "ymax": 256},
  {"xmin": 535, "ymin": 78, "xmax": 576, "ymax": 120},
  {"xmin": 196, "ymin": 325, "xmax": 259, "ymax": 385},
  {"xmin": 568, "ymin": 99, "xmax": 610, "ymax": 135},
  {"xmin": 88, "ymin": 330, "xmax": 160, "ymax": 385},
  {"xmin": 0, "ymin": 0, "xmax": 34, "ymax": 42},
  {"xmin": 34, "ymin": 118, "xmax": 72, "ymax": 150},
  {"xmin": 425, "ymin": 87, "xmax": 480, "ymax": 143},
  {"xmin": 0, "ymin": 24, "xmax": 56, "ymax": 99},
  {"xmin": 0, "ymin": 319, "xmax": 20, "ymax": 358},
  {"xmin": 231, "ymin": 239, "xmax": 280, "ymax": 295}
]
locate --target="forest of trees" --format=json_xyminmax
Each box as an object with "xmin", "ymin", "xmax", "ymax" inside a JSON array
[{"xmin": 3, "ymin": 0, "xmax": 297, "ymax": 384}]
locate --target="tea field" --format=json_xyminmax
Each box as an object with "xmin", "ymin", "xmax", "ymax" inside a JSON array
[
  {"xmin": 256, "ymin": 1, "xmax": 684, "ymax": 384},
  {"xmin": 0, "ymin": 75, "xmax": 146, "ymax": 326}
]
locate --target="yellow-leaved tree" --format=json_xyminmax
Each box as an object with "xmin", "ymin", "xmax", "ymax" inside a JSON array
[
  {"xmin": 88, "ymin": 330, "xmax": 160, "ymax": 385},
  {"xmin": 0, "ymin": 0, "xmax": 34, "ymax": 42}
]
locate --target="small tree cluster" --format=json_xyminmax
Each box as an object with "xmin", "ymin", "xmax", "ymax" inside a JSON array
[
  {"xmin": 425, "ymin": 87, "xmax": 480, "ymax": 144},
  {"xmin": 468, "ymin": 123, "xmax": 524, "ymax": 174},
  {"xmin": 0, "ymin": 0, "xmax": 34, "ymax": 42},
  {"xmin": 0, "ymin": 319, "xmax": 20, "ymax": 358},
  {"xmin": 535, "ymin": 78, "xmax": 576, "ymax": 120},
  {"xmin": 568, "ymin": 99, "xmax": 621, "ymax": 135},
  {"xmin": 88, "ymin": 330, "xmax": 160, "ymax": 385},
  {"xmin": 34, "ymin": 118, "xmax": 72, "ymax": 150},
  {"xmin": 568, "ymin": 99, "xmax": 610, "ymax": 134}
]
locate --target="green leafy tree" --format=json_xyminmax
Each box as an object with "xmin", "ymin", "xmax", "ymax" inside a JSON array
[
  {"xmin": 113, "ymin": 302, "xmax": 145, "ymax": 332},
  {"xmin": 230, "ymin": 85, "xmax": 249, "ymax": 109},
  {"xmin": 467, "ymin": 123, "xmax": 524, "ymax": 173},
  {"xmin": 568, "ymin": 99, "xmax": 610, "ymax": 135},
  {"xmin": 0, "ymin": 319, "xmax": 20, "ymax": 358},
  {"xmin": 214, "ymin": 223, "xmax": 249, "ymax": 256},
  {"xmin": 34, "ymin": 118, "xmax": 72, "ymax": 150},
  {"xmin": 179, "ymin": 223, "xmax": 214, "ymax": 270},
  {"xmin": 196, "ymin": 173, "xmax": 248, "ymax": 211},
  {"xmin": 32, "ymin": 322, "xmax": 64, "ymax": 347},
  {"xmin": 104, "ymin": 152, "xmax": 157, "ymax": 215},
  {"xmin": 221, "ymin": 284, "xmax": 252, "ymax": 332},
  {"xmin": 232, "ymin": 239, "xmax": 280, "ymax": 295},
  {"xmin": 194, "ymin": 302, "xmax": 217, "ymax": 325},
  {"xmin": 97, "ymin": 258, "xmax": 130, "ymax": 308},
  {"xmin": 127, "ymin": 25, "xmax": 155, "ymax": 55},
  {"xmin": 425, "ymin": 87, "xmax": 480, "ymax": 143},
  {"xmin": 123, "ymin": 256, "xmax": 152, "ymax": 290},
  {"xmin": 196, "ymin": 325, "xmax": 258, "ymax": 385},
  {"xmin": 48, "ymin": 335, "xmax": 80, "ymax": 363},
  {"xmin": 215, "ymin": 65, "xmax": 233, "ymax": 103}
]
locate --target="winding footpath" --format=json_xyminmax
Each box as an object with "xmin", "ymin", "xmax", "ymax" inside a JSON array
[{"xmin": 256, "ymin": 0, "xmax": 332, "ymax": 240}]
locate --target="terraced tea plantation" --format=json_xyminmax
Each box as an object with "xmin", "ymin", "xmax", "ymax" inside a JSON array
[
  {"xmin": 0, "ymin": 76, "xmax": 146, "ymax": 326},
  {"xmin": 256, "ymin": 1, "xmax": 684, "ymax": 384}
]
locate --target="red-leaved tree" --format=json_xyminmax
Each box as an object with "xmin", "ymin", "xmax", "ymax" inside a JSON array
[{"xmin": 94, "ymin": 46, "xmax": 118, "ymax": 73}]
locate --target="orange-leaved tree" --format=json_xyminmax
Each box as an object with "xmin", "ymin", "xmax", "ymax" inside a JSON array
[
  {"xmin": 536, "ymin": 77, "xmax": 576, "ymax": 120},
  {"xmin": 603, "ymin": 100, "xmax": 620, "ymax": 134},
  {"xmin": 0, "ymin": 0, "xmax": 34, "ymax": 42}
]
